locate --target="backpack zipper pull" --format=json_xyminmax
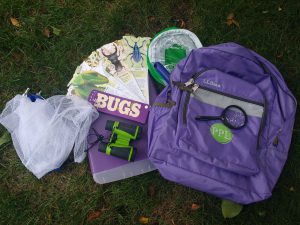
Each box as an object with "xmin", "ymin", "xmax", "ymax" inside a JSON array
[
  {"xmin": 192, "ymin": 84, "xmax": 199, "ymax": 92},
  {"xmin": 184, "ymin": 78, "xmax": 199, "ymax": 92},
  {"xmin": 184, "ymin": 78, "xmax": 194, "ymax": 87}
]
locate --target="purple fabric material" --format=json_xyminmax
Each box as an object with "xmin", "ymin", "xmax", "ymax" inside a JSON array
[{"xmin": 148, "ymin": 42, "xmax": 297, "ymax": 204}]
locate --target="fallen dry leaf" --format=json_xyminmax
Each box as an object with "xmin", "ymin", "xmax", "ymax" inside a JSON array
[
  {"xmin": 139, "ymin": 216, "xmax": 150, "ymax": 224},
  {"xmin": 30, "ymin": 9, "xmax": 38, "ymax": 16},
  {"xmin": 42, "ymin": 27, "xmax": 52, "ymax": 38},
  {"xmin": 12, "ymin": 52, "xmax": 23, "ymax": 63},
  {"xmin": 47, "ymin": 213, "xmax": 52, "ymax": 222},
  {"xmin": 38, "ymin": 7, "xmax": 48, "ymax": 14},
  {"xmin": 226, "ymin": 13, "xmax": 239, "ymax": 28},
  {"xmin": 171, "ymin": 17, "xmax": 186, "ymax": 28},
  {"xmin": 10, "ymin": 17, "xmax": 21, "ymax": 27},
  {"xmin": 172, "ymin": 19, "xmax": 186, "ymax": 28},
  {"xmin": 148, "ymin": 16, "xmax": 155, "ymax": 22},
  {"xmin": 276, "ymin": 52, "xmax": 284, "ymax": 58},
  {"xmin": 87, "ymin": 210, "xmax": 102, "ymax": 222},
  {"xmin": 147, "ymin": 185, "xmax": 156, "ymax": 197},
  {"xmin": 191, "ymin": 203, "xmax": 200, "ymax": 211},
  {"xmin": 227, "ymin": 13, "xmax": 235, "ymax": 20},
  {"xmin": 178, "ymin": 19, "xmax": 186, "ymax": 28}
]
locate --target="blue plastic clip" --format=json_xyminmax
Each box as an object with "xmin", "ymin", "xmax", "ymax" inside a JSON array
[{"xmin": 154, "ymin": 62, "xmax": 171, "ymax": 85}]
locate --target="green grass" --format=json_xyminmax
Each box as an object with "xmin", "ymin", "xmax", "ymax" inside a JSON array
[{"xmin": 0, "ymin": 0, "xmax": 300, "ymax": 224}]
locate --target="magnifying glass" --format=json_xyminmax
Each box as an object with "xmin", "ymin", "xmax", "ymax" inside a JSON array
[{"xmin": 195, "ymin": 105, "xmax": 247, "ymax": 129}]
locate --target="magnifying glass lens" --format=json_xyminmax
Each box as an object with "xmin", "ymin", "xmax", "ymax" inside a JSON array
[{"xmin": 224, "ymin": 106, "xmax": 246, "ymax": 129}]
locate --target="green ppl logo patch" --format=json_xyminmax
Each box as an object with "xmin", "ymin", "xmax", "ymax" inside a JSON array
[{"xmin": 210, "ymin": 123, "xmax": 233, "ymax": 144}]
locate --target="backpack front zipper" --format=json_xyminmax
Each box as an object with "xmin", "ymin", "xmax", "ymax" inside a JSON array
[
  {"xmin": 181, "ymin": 74, "xmax": 266, "ymax": 147},
  {"xmin": 182, "ymin": 83, "xmax": 265, "ymax": 124}
]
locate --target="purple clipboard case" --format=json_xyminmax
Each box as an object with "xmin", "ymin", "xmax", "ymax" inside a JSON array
[{"xmin": 88, "ymin": 77, "xmax": 157, "ymax": 184}]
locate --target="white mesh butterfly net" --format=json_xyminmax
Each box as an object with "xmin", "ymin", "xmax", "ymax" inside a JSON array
[{"xmin": 0, "ymin": 95, "xmax": 98, "ymax": 178}]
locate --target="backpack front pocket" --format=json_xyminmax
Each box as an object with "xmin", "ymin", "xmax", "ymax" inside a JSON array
[{"xmin": 177, "ymin": 70, "xmax": 265, "ymax": 176}]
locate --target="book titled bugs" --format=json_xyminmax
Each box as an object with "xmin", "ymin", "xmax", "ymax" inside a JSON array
[{"xmin": 88, "ymin": 90, "xmax": 150, "ymax": 124}]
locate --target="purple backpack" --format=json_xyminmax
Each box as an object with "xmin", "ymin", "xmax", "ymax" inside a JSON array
[{"xmin": 148, "ymin": 43, "xmax": 297, "ymax": 204}]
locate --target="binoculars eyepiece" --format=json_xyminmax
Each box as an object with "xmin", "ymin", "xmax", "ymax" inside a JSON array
[
  {"xmin": 105, "ymin": 120, "xmax": 142, "ymax": 139},
  {"xmin": 99, "ymin": 142, "xmax": 137, "ymax": 162}
]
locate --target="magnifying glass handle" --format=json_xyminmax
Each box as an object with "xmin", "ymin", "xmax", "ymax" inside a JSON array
[{"xmin": 195, "ymin": 116, "xmax": 222, "ymax": 121}]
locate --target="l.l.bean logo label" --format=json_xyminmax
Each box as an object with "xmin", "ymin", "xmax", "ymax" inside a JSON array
[
  {"xmin": 210, "ymin": 123, "xmax": 232, "ymax": 144},
  {"xmin": 88, "ymin": 90, "xmax": 149, "ymax": 124}
]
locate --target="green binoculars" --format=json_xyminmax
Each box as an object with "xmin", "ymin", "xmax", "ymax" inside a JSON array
[{"xmin": 99, "ymin": 120, "xmax": 142, "ymax": 161}]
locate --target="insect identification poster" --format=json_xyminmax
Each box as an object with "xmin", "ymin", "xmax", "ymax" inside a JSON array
[{"xmin": 67, "ymin": 36, "xmax": 150, "ymax": 104}]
